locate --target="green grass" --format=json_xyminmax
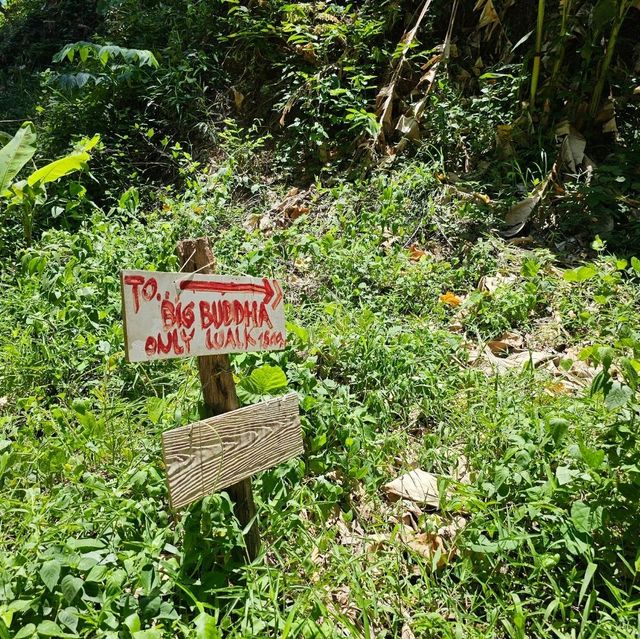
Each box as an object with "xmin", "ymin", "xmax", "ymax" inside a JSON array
[{"xmin": 1, "ymin": 161, "xmax": 640, "ymax": 639}]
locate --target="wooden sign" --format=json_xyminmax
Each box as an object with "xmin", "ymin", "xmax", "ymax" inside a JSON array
[
  {"xmin": 162, "ymin": 392, "xmax": 302, "ymax": 509},
  {"xmin": 121, "ymin": 270, "xmax": 285, "ymax": 362}
]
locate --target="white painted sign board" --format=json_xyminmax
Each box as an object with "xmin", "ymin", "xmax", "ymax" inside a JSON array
[{"xmin": 121, "ymin": 270, "xmax": 285, "ymax": 362}]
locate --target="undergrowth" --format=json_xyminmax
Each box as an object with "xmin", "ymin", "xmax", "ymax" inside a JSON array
[
  {"xmin": 1, "ymin": 0, "xmax": 640, "ymax": 637},
  {"xmin": 1, "ymin": 161, "xmax": 639, "ymax": 638}
]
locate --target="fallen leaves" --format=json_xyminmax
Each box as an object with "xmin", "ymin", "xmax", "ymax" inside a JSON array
[
  {"xmin": 408, "ymin": 244, "xmax": 428, "ymax": 262},
  {"xmin": 440, "ymin": 291, "xmax": 462, "ymax": 307},
  {"xmin": 475, "ymin": 0, "xmax": 500, "ymax": 32},
  {"xmin": 486, "ymin": 331, "xmax": 524, "ymax": 355},
  {"xmin": 442, "ymin": 184, "xmax": 491, "ymax": 205},
  {"xmin": 383, "ymin": 469, "xmax": 440, "ymax": 508},
  {"xmin": 503, "ymin": 175, "xmax": 552, "ymax": 238},
  {"xmin": 406, "ymin": 532, "xmax": 450, "ymax": 568},
  {"xmin": 244, "ymin": 187, "xmax": 312, "ymax": 233},
  {"xmin": 477, "ymin": 272, "xmax": 517, "ymax": 293},
  {"xmin": 471, "ymin": 346, "xmax": 557, "ymax": 375},
  {"xmin": 559, "ymin": 126, "xmax": 586, "ymax": 173},
  {"xmin": 374, "ymin": 0, "xmax": 437, "ymax": 151}
]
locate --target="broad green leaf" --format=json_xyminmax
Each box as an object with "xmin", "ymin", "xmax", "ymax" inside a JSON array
[
  {"xmin": 0, "ymin": 609, "xmax": 11, "ymax": 631},
  {"xmin": 631, "ymin": 256, "xmax": 640, "ymax": 274},
  {"xmin": 563, "ymin": 265, "xmax": 597, "ymax": 282},
  {"xmin": 556, "ymin": 465, "xmax": 577, "ymax": 485},
  {"xmin": 65, "ymin": 538, "xmax": 105, "ymax": 551},
  {"xmin": 247, "ymin": 365, "xmax": 287, "ymax": 394},
  {"xmin": 14, "ymin": 624, "xmax": 36, "ymax": 639},
  {"xmin": 620, "ymin": 358, "xmax": 639, "ymax": 390},
  {"xmin": 579, "ymin": 443, "xmax": 604, "ymax": 469},
  {"xmin": 36, "ymin": 620, "xmax": 71, "ymax": 637},
  {"xmin": 593, "ymin": 0, "xmax": 616, "ymax": 32},
  {"xmin": 124, "ymin": 613, "xmax": 141, "ymax": 633},
  {"xmin": 40, "ymin": 559, "xmax": 62, "ymax": 591},
  {"xmin": 604, "ymin": 382, "xmax": 633, "ymax": 410},
  {"xmin": 60, "ymin": 575, "xmax": 84, "ymax": 603},
  {"xmin": 133, "ymin": 630, "xmax": 164, "ymax": 639},
  {"xmin": 58, "ymin": 608, "xmax": 79, "ymax": 634},
  {"xmin": 547, "ymin": 418, "xmax": 569, "ymax": 445},
  {"xmin": 77, "ymin": 134, "xmax": 100, "ymax": 153},
  {"xmin": 571, "ymin": 500, "xmax": 592, "ymax": 533},
  {"xmin": 27, "ymin": 151, "xmax": 90, "ymax": 187},
  {"xmin": 146, "ymin": 397, "xmax": 165, "ymax": 425},
  {"xmin": 194, "ymin": 612, "xmax": 221, "ymax": 639},
  {"xmin": 0, "ymin": 122, "xmax": 37, "ymax": 192}
]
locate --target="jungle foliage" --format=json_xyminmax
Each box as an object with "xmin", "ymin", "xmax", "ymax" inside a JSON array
[{"xmin": 0, "ymin": 1, "xmax": 639, "ymax": 638}]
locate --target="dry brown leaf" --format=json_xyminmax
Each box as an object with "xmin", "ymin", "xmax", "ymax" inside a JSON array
[
  {"xmin": 495, "ymin": 124, "xmax": 514, "ymax": 158},
  {"xmin": 492, "ymin": 349, "xmax": 555, "ymax": 371},
  {"xmin": 550, "ymin": 348, "xmax": 599, "ymax": 388},
  {"xmin": 0, "ymin": 397, "xmax": 7, "ymax": 409},
  {"xmin": 383, "ymin": 469, "xmax": 440, "ymax": 508},
  {"xmin": 442, "ymin": 184, "xmax": 491, "ymax": 205},
  {"xmin": 472, "ymin": 346, "xmax": 556, "ymax": 375},
  {"xmin": 486, "ymin": 331, "xmax": 524, "ymax": 355},
  {"xmin": 231, "ymin": 87, "xmax": 245, "ymax": 111},
  {"xmin": 477, "ymin": 273, "xmax": 517, "ymax": 293},
  {"xmin": 475, "ymin": 0, "xmax": 499, "ymax": 28},
  {"xmin": 438, "ymin": 515, "xmax": 467, "ymax": 540},
  {"xmin": 295, "ymin": 43, "xmax": 317, "ymax": 63},
  {"xmin": 259, "ymin": 213, "xmax": 274, "ymax": 232},
  {"xmin": 287, "ymin": 205, "xmax": 309, "ymax": 221},
  {"xmin": 408, "ymin": 244, "xmax": 428, "ymax": 261},
  {"xmin": 242, "ymin": 213, "xmax": 261, "ymax": 232},
  {"xmin": 560, "ymin": 127, "xmax": 586, "ymax": 172},
  {"xmin": 406, "ymin": 532, "xmax": 451, "ymax": 568},
  {"xmin": 507, "ymin": 235, "xmax": 534, "ymax": 247},
  {"xmin": 595, "ymin": 101, "xmax": 615, "ymax": 124},
  {"xmin": 375, "ymin": 0, "xmax": 434, "ymax": 147},
  {"xmin": 365, "ymin": 533, "xmax": 390, "ymax": 554},
  {"xmin": 401, "ymin": 623, "xmax": 416, "ymax": 639},
  {"xmin": 395, "ymin": 114, "xmax": 420, "ymax": 140},
  {"xmin": 544, "ymin": 381, "xmax": 572, "ymax": 395},
  {"xmin": 454, "ymin": 456, "xmax": 471, "ymax": 485},
  {"xmin": 440, "ymin": 291, "xmax": 462, "ymax": 307},
  {"xmin": 503, "ymin": 173, "xmax": 552, "ymax": 237},
  {"xmin": 325, "ymin": 585, "xmax": 359, "ymax": 625}
]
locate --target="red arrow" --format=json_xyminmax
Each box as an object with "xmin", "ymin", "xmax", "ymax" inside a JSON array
[
  {"xmin": 179, "ymin": 277, "xmax": 280, "ymax": 307},
  {"xmin": 271, "ymin": 279, "xmax": 283, "ymax": 310}
]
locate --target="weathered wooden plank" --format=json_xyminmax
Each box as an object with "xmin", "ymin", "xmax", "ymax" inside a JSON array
[{"xmin": 162, "ymin": 392, "xmax": 303, "ymax": 510}]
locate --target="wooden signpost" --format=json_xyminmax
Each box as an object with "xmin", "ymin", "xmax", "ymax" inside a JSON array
[{"xmin": 121, "ymin": 238, "xmax": 302, "ymax": 560}]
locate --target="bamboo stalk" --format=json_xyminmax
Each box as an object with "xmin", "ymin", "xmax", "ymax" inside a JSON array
[
  {"xmin": 529, "ymin": 0, "xmax": 546, "ymax": 109},
  {"xmin": 589, "ymin": 0, "xmax": 632, "ymax": 118}
]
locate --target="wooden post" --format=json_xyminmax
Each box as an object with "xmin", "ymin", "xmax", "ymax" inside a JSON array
[{"xmin": 177, "ymin": 237, "xmax": 260, "ymax": 560}]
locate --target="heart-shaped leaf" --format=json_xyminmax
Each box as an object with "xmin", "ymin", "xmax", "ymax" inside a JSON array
[{"xmin": 40, "ymin": 560, "xmax": 62, "ymax": 592}]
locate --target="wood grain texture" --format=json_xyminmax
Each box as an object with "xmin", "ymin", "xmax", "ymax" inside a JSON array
[
  {"xmin": 162, "ymin": 392, "xmax": 303, "ymax": 510},
  {"xmin": 176, "ymin": 237, "xmax": 260, "ymax": 559}
]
